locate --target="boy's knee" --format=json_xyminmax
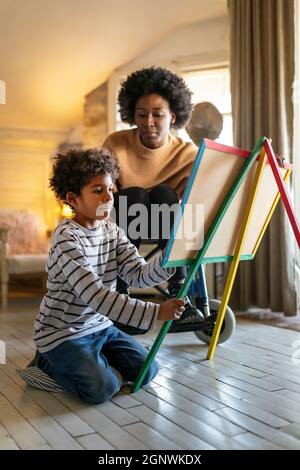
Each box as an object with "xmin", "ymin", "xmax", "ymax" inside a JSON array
[
  {"xmin": 141, "ymin": 360, "xmax": 159, "ymax": 386},
  {"xmin": 76, "ymin": 375, "xmax": 120, "ymax": 404}
]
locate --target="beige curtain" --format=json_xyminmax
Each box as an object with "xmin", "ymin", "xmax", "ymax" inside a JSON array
[{"xmin": 228, "ymin": 0, "xmax": 297, "ymax": 315}]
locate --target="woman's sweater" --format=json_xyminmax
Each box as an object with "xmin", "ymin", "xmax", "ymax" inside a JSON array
[{"xmin": 103, "ymin": 128, "xmax": 198, "ymax": 197}]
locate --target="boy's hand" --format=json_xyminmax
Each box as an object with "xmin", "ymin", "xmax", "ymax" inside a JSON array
[{"xmin": 158, "ymin": 298, "xmax": 185, "ymax": 322}]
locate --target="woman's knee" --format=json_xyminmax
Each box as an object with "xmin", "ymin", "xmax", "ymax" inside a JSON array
[
  {"xmin": 149, "ymin": 185, "xmax": 179, "ymax": 205},
  {"xmin": 116, "ymin": 186, "xmax": 149, "ymax": 205}
]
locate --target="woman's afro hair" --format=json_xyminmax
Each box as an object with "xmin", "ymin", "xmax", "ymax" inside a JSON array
[
  {"xmin": 118, "ymin": 66, "xmax": 193, "ymax": 129},
  {"xmin": 49, "ymin": 147, "xmax": 119, "ymax": 204}
]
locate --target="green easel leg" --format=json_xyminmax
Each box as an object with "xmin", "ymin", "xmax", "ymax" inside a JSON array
[{"xmin": 131, "ymin": 276, "xmax": 191, "ymax": 393}]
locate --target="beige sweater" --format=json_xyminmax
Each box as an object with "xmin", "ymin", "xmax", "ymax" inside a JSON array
[{"xmin": 103, "ymin": 128, "xmax": 198, "ymax": 197}]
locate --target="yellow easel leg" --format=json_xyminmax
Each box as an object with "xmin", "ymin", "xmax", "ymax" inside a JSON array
[
  {"xmin": 207, "ymin": 150, "xmax": 267, "ymax": 360},
  {"xmin": 252, "ymin": 169, "xmax": 291, "ymax": 256}
]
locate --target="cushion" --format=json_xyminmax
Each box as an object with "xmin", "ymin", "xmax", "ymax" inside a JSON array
[
  {"xmin": 9, "ymin": 254, "xmax": 47, "ymax": 274},
  {"xmin": 0, "ymin": 210, "xmax": 49, "ymax": 255},
  {"xmin": 16, "ymin": 367, "xmax": 65, "ymax": 393}
]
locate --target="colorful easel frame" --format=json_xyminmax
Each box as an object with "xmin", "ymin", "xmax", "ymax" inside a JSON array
[{"xmin": 132, "ymin": 136, "xmax": 299, "ymax": 393}]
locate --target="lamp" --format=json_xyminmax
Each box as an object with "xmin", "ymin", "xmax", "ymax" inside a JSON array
[{"xmin": 60, "ymin": 203, "xmax": 73, "ymax": 219}]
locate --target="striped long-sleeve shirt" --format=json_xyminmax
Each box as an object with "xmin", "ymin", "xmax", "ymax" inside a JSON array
[{"xmin": 34, "ymin": 218, "xmax": 174, "ymax": 353}]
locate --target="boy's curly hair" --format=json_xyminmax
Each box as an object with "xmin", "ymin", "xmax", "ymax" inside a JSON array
[
  {"xmin": 49, "ymin": 147, "xmax": 119, "ymax": 205},
  {"xmin": 118, "ymin": 66, "xmax": 193, "ymax": 129}
]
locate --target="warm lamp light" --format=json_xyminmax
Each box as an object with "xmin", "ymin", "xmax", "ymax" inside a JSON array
[{"xmin": 60, "ymin": 203, "xmax": 73, "ymax": 219}]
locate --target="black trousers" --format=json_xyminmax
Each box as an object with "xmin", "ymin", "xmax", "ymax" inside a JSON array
[{"xmin": 114, "ymin": 184, "xmax": 185, "ymax": 282}]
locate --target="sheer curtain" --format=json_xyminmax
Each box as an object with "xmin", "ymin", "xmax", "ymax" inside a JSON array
[
  {"xmin": 228, "ymin": 0, "xmax": 298, "ymax": 315},
  {"xmin": 294, "ymin": 0, "xmax": 300, "ymax": 309}
]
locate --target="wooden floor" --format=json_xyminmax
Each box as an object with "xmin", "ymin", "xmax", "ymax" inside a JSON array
[{"xmin": 1, "ymin": 295, "xmax": 300, "ymax": 450}]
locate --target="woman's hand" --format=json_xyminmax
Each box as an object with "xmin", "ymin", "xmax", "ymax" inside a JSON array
[{"xmin": 158, "ymin": 298, "xmax": 185, "ymax": 322}]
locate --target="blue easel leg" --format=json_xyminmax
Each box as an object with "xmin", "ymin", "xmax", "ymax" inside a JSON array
[{"xmin": 195, "ymin": 264, "xmax": 210, "ymax": 318}]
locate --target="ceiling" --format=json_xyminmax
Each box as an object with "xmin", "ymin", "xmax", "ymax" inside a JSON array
[{"xmin": 0, "ymin": 0, "xmax": 227, "ymax": 131}]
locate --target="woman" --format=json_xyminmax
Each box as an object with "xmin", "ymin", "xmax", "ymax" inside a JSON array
[{"xmin": 103, "ymin": 66, "xmax": 203, "ymax": 328}]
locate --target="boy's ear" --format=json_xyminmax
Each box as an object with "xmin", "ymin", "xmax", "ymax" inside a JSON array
[{"xmin": 66, "ymin": 191, "xmax": 78, "ymax": 208}]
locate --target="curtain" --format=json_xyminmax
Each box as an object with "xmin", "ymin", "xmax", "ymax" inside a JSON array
[{"xmin": 228, "ymin": 0, "xmax": 297, "ymax": 315}]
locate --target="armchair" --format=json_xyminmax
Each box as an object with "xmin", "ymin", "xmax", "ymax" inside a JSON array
[{"xmin": 0, "ymin": 210, "xmax": 49, "ymax": 308}]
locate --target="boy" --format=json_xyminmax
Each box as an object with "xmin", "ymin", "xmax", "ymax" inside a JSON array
[{"xmin": 22, "ymin": 147, "xmax": 184, "ymax": 404}]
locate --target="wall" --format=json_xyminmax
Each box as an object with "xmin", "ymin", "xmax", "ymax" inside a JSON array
[
  {"xmin": 120, "ymin": 16, "xmax": 229, "ymax": 70},
  {"xmin": 83, "ymin": 82, "xmax": 108, "ymax": 148},
  {"xmin": 83, "ymin": 16, "xmax": 229, "ymax": 145},
  {"xmin": 0, "ymin": 127, "xmax": 68, "ymax": 231}
]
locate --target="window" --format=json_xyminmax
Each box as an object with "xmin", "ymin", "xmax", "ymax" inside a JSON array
[
  {"xmin": 182, "ymin": 67, "xmax": 233, "ymax": 145},
  {"xmin": 113, "ymin": 75, "xmax": 132, "ymax": 132},
  {"xmin": 111, "ymin": 66, "xmax": 233, "ymax": 145}
]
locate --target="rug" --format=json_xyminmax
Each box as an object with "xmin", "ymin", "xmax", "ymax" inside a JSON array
[{"xmin": 236, "ymin": 308, "xmax": 300, "ymax": 332}]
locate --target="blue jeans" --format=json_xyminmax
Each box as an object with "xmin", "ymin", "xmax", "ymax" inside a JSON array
[{"xmin": 37, "ymin": 325, "xmax": 159, "ymax": 404}]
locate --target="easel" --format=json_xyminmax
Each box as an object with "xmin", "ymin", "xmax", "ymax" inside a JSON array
[{"xmin": 132, "ymin": 136, "xmax": 300, "ymax": 393}]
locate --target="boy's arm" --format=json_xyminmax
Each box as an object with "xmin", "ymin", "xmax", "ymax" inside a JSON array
[
  {"xmin": 53, "ymin": 229, "xmax": 159, "ymax": 331},
  {"xmin": 116, "ymin": 228, "xmax": 175, "ymax": 288}
]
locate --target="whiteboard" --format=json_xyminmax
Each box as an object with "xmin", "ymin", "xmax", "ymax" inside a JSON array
[{"xmin": 162, "ymin": 139, "xmax": 290, "ymax": 266}]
